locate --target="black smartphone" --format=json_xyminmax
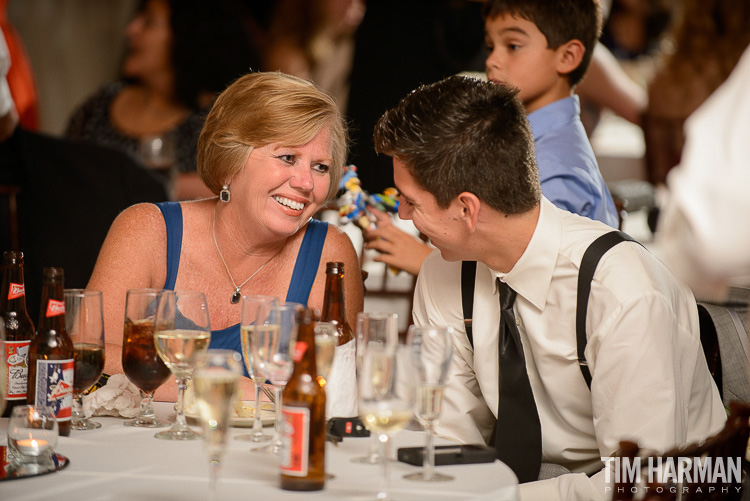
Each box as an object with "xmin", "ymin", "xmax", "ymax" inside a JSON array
[{"xmin": 397, "ymin": 444, "xmax": 497, "ymax": 466}]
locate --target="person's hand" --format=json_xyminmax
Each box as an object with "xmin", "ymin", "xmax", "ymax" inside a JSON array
[{"xmin": 363, "ymin": 207, "xmax": 432, "ymax": 276}]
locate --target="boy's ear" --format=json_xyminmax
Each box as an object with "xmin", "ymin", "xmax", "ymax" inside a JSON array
[
  {"xmin": 456, "ymin": 192, "xmax": 481, "ymax": 232},
  {"xmin": 555, "ymin": 39, "xmax": 585, "ymax": 76}
]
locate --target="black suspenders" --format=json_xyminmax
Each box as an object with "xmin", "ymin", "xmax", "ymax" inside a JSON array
[{"xmin": 461, "ymin": 231, "xmax": 639, "ymax": 389}]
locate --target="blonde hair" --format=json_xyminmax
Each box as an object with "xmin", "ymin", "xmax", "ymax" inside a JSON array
[{"xmin": 198, "ymin": 71, "xmax": 347, "ymax": 200}]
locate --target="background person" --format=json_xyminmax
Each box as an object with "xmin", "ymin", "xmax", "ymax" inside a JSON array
[
  {"xmin": 87, "ymin": 72, "xmax": 364, "ymax": 402},
  {"xmin": 65, "ymin": 0, "xmax": 261, "ymax": 200},
  {"xmin": 374, "ymin": 74, "xmax": 724, "ymax": 500}
]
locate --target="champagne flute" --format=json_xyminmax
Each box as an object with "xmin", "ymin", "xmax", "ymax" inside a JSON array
[
  {"xmin": 359, "ymin": 337, "xmax": 415, "ymax": 501},
  {"xmin": 122, "ymin": 289, "xmax": 171, "ymax": 428},
  {"xmin": 403, "ymin": 325, "xmax": 455, "ymax": 482},
  {"xmin": 251, "ymin": 301, "xmax": 301, "ymax": 454},
  {"xmin": 314, "ymin": 321, "xmax": 337, "ymax": 388},
  {"xmin": 153, "ymin": 290, "xmax": 211, "ymax": 440},
  {"xmin": 193, "ymin": 349, "xmax": 242, "ymax": 501},
  {"xmin": 352, "ymin": 312, "xmax": 399, "ymax": 464},
  {"xmin": 65, "ymin": 289, "xmax": 106, "ymax": 431},
  {"xmin": 236, "ymin": 294, "xmax": 277, "ymax": 443}
]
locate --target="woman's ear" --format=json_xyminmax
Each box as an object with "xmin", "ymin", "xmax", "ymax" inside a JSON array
[
  {"xmin": 456, "ymin": 192, "xmax": 481, "ymax": 232},
  {"xmin": 556, "ymin": 39, "xmax": 585, "ymax": 76}
]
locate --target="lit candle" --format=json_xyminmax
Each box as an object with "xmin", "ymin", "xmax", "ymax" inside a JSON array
[{"xmin": 16, "ymin": 439, "xmax": 49, "ymax": 449}]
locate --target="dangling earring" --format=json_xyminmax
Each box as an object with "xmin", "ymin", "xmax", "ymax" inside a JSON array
[{"xmin": 220, "ymin": 184, "xmax": 231, "ymax": 203}]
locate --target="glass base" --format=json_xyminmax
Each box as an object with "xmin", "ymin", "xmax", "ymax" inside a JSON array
[
  {"xmin": 234, "ymin": 432, "xmax": 272, "ymax": 442},
  {"xmin": 403, "ymin": 471, "xmax": 454, "ymax": 482},
  {"xmin": 124, "ymin": 416, "xmax": 170, "ymax": 428},
  {"xmin": 154, "ymin": 428, "xmax": 201, "ymax": 440},
  {"xmin": 71, "ymin": 419, "xmax": 102, "ymax": 431},
  {"xmin": 350, "ymin": 453, "xmax": 382, "ymax": 464}
]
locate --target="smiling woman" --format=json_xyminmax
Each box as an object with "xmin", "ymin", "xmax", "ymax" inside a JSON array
[{"xmin": 86, "ymin": 72, "xmax": 364, "ymax": 402}]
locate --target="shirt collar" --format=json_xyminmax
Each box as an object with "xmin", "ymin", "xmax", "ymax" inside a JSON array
[
  {"xmin": 491, "ymin": 198, "xmax": 561, "ymax": 310},
  {"xmin": 527, "ymin": 95, "xmax": 580, "ymax": 140}
]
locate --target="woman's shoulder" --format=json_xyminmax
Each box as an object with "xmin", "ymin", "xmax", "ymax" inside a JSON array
[
  {"xmin": 319, "ymin": 222, "xmax": 359, "ymax": 263},
  {"xmin": 65, "ymin": 82, "xmax": 126, "ymax": 137},
  {"xmin": 111, "ymin": 202, "xmax": 168, "ymax": 237}
]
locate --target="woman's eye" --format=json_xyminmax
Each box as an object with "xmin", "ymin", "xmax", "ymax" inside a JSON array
[
  {"xmin": 276, "ymin": 154, "xmax": 295, "ymax": 164},
  {"xmin": 313, "ymin": 163, "xmax": 330, "ymax": 174}
]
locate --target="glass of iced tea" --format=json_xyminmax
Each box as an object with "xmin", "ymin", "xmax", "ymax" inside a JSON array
[
  {"xmin": 122, "ymin": 289, "xmax": 172, "ymax": 428},
  {"xmin": 64, "ymin": 289, "xmax": 106, "ymax": 430}
]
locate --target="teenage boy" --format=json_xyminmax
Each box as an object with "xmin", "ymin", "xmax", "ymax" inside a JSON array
[
  {"xmin": 365, "ymin": 0, "xmax": 618, "ymax": 275},
  {"xmin": 375, "ymin": 75, "xmax": 725, "ymax": 500}
]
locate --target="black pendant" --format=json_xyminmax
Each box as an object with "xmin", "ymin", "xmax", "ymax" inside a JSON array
[{"xmin": 231, "ymin": 290, "xmax": 241, "ymax": 304}]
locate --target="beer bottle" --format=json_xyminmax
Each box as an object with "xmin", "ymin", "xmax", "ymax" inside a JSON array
[
  {"xmin": 320, "ymin": 262, "xmax": 358, "ymax": 418},
  {"xmin": 280, "ymin": 307, "xmax": 326, "ymax": 491},
  {"xmin": 27, "ymin": 267, "xmax": 74, "ymax": 436},
  {"xmin": 321, "ymin": 262, "xmax": 354, "ymax": 346},
  {"xmin": 1, "ymin": 251, "xmax": 36, "ymax": 418}
]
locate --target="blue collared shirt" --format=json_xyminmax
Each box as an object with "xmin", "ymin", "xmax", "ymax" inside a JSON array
[{"xmin": 528, "ymin": 96, "xmax": 619, "ymax": 228}]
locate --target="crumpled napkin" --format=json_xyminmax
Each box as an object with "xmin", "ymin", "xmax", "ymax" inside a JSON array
[
  {"xmin": 325, "ymin": 339, "xmax": 358, "ymax": 419},
  {"xmin": 82, "ymin": 373, "xmax": 141, "ymax": 418}
]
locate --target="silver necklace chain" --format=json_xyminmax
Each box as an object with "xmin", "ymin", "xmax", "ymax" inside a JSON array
[{"xmin": 212, "ymin": 204, "xmax": 276, "ymax": 304}]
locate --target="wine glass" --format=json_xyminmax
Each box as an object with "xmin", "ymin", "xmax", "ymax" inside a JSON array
[
  {"xmin": 192, "ymin": 349, "xmax": 242, "ymax": 501},
  {"xmin": 65, "ymin": 289, "xmax": 106, "ymax": 431},
  {"xmin": 352, "ymin": 311, "xmax": 399, "ymax": 465},
  {"xmin": 359, "ymin": 336, "xmax": 415, "ymax": 501},
  {"xmin": 153, "ymin": 290, "xmax": 211, "ymax": 440},
  {"xmin": 251, "ymin": 301, "xmax": 301, "ymax": 454},
  {"xmin": 122, "ymin": 288, "xmax": 172, "ymax": 428},
  {"xmin": 314, "ymin": 321, "xmax": 337, "ymax": 388},
  {"xmin": 403, "ymin": 325, "xmax": 455, "ymax": 482},
  {"xmin": 236, "ymin": 294, "xmax": 277, "ymax": 443},
  {"xmin": 137, "ymin": 134, "xmax": 177, "ymax": 199}
]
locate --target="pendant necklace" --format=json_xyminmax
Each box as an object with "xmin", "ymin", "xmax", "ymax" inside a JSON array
[{"xmin": 212, "ymin": 204, "xmax": 278, "ymax": 304}]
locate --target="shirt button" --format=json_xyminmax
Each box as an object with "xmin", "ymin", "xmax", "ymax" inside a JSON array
[{"xmin": 516, "ymin": 317, "xmax": 522, "ymax": 327}]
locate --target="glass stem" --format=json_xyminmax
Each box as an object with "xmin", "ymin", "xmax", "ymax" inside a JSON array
[
  {"xmin": 273, "ymin": 385, "xmax": 284, "ymax": 453},
  {"xmin": 378, "ymin": 433, "xmax": 391, "ymax": 500},
  {"xmin": 73, "ymin": 393, "xmax": 85, "ymax": 425},
  {"xmin": 208, "ymin": 456, "xmax": 220, "ymax": 501},
  {"xmin": 368, "ymin": 431, "xmax": 380, "ymax": 460},
  {"xmin": 139, "ymin": 389, "xmax": 156, "ymax": 419},
  {"xmin": 175, "ymin": 376, "xmax": 188, "ymax": 427},
  {"xmin": 252, "ymin": 380, "xmax": 263, "ymax": 437},
  {"xmin": 424, "ymin": 422, "xmax": 435, "ymax": 480}
]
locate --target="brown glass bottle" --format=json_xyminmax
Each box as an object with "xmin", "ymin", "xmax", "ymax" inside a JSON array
[
  {"xmin": 320, "ymin": 262, "xmax": 354, "ymax": 346},
  {"xmin": 280, "ymin": 307, "xmax": 326, "ymax": 491},
  {"xmin": 1, "ymin": 251, "xmax": 36, "ymax": 417},
  {"xmin": 27, "ymin": 267, "xmax": 74, "ymax": 436}
]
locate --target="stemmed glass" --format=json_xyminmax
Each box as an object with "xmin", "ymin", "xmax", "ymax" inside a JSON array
[
  {"xmin": 352, "ymin": 312, "xmax": 399, "ymax": 464},
  {"xmin": 192, "ymin": 349, "xmax": 242, "ymax": 501},
  {"xmin": 122, "ymin": 288, "xmax": 172, "ymax": 428},
  {"xmin": 65, "ymin": 289, "xmax": 106, "ymax": 430},
  {"xmin": 137, "ymin": 134, "xmax": 177, "ymax": 199},
  {"xmin": 153, "ymin": 290, "xmax": 211, "ymax": 440},
  {"xmin": 251, "ymin": 301, "xmax": 301, "ymax": 454},
  {"xmin": 237, "ymin": 294, "xmax": 277, "ymax": 443},
  {"xmin": 359, "ymin": 335, "xmax": 415, "ymax": 501},
  {"xmin": 314, "ymin": 321, "xmax": 337, "ymax": 388},
  {"xmin": 403, "ymin": 325, "xmax": 455, "ymax": 482}
]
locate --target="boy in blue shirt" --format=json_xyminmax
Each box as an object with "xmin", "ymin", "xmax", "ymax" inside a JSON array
[
  {"xmin": 483, "ymin": 0, "xmax": 617, "ymax": 227},
  {"xmin": 365, "ymin": 0, "xmax": 619, "ymax": 274}
]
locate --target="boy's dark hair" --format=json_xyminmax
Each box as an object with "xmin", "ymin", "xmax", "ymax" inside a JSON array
[
  {"xmin": 482, "ymin": 0, "xmax": 602, "ymax": 86},
  {"xmin": 374, "ymin": 75, "xmax": 541, "ymax": 215}
]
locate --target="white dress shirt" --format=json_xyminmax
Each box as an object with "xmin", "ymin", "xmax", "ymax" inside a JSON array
[{"xmin": 413, "ymin": 198, "xmax": 726, "ymax": 501}]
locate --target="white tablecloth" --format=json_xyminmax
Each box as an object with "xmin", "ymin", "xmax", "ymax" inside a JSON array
[{"xmin": 0, "ymin": 403, "xmax": 518, "ymax": 500}]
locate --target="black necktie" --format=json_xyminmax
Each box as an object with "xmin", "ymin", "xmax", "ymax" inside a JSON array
[{"xmin": 494, "ymin": 278, "xmax": 542, "ymax": 483}]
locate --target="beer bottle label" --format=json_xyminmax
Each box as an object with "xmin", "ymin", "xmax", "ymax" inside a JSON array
[
  {"xmin": 33, "ymin": 358, "xmax": 74, "ymax": 422},
  {"xmin": 45, "ymin": 299, "xmax": 65, "ymax": 317},
  {"xmin": 7, "ymin": 282, "xmax": 25, "ymax": 299},
  {"xmin": 4, "ymin": 340, "xmax": 30, "ymax": 400},
  {"xmin": 280, "ymin": 406, "xmax": 310, "ymax": 477}
]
